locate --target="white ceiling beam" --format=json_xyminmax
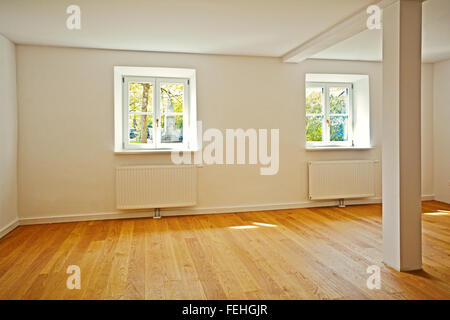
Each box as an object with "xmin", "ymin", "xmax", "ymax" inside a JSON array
[{"xmin": 281, "ymin": 0, "xmax": 397, "ymax": 63}]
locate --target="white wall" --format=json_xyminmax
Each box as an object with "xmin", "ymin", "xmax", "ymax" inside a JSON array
[
  {"xmin": 433, "ymin": 59, "xmax": 450, "ymax": 203},
  {"xmin": 15, "ymin": 45, "xmax": 436, "ymax": 219},
  {"xmin": 0, "ymin": 34, "xmax": 18, "ymax": 233}
]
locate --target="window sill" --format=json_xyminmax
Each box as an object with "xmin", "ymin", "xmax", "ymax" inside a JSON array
[
  {"xmin": 305, "ymin": 146, "xmax": 374, "ymax": 151},
  {"xmin": 114, "ymin": 149, "xmax": 194, "ymax": 155}
]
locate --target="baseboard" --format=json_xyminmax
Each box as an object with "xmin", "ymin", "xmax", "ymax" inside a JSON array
[
  {"xmin": 163, "ymin": 195, "xmax": 433, "ymax": 216},
  {"xmin": 399, "ymin": 264, "xmax": 423, "ymax": 272},
  {"xmin": 18, "ymin": 198, "xmax": 382, "ymax": 225},
  {"xmin": 19, "ymin": 210, "xmax": 154, "ymax": 225},
  {"xmin": 431, "ymin": 195, "xmax": 448, "ymax": 204},
  {"xmin": 161, "ymin": 197, "xmax": 383, "ymax": 216},
  {"xmin": 15, "ymin": 194, "xmax": 434, "ymax": 226},
  {"xmin": 384, "ymin": 261, "xmax": 423, "ymax": 272},
  {"xmin": 0, "ymin": 218, "xmax": 20, "ymax": 239}
]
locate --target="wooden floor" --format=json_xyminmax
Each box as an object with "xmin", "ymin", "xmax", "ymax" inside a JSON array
[{"xmin": 0, "ymin": 201, "xmax": 449, "ymax": 300}]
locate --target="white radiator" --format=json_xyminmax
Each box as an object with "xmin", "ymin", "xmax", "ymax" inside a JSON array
[
  {"xmin": 116, "ymin": 165, "xmax": 197, "ymax": 209},
  {"xmin": 308, "ymin": 160, "xmax": 376, "ymax": 200}
]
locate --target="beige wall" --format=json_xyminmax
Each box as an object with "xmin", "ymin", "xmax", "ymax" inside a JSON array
[
  {"xmin": 15, "ymin": 45, "xmax": 435, "ymax": 219},
  {"xmin": 433, "ymin": 59, "xmax": 450, "ymax": 203},
  {"xmin": 0, "ymin": 34, "xmax": 18, "ymax": 231},
  {"xmin": 421, "ymin": 63, "xmax": 434, "ymax": 196}
]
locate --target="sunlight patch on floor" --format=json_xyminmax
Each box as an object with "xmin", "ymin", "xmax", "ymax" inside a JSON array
[
  {"xmin": 424, "ymin": 210, "xmax": 449, "ymax": 216},
  {"xmin": 229, "ymin": 222, "xmax": 278, "ymax": 229},
  {"xmin": 229, "ymin": 225, "xmax": 259, "ymax": 229},
  {"xmin": 252, "ymin": 222, "xmax": 277, "ymax": 227}
]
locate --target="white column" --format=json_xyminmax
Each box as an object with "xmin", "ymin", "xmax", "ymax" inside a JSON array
[{"xmin": 382, "ymin": 0, "xmax": 423, "ymax": 271}]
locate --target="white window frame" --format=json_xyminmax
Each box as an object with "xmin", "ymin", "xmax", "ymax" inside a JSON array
[
  {"xmin": 305, "ymin": 82, "xmax": 353, "ymax": 148},
  {"xmin": 114, "ymin": 67, "xmax": 197, "ymax": 153},
  {"xmin": 122, "ymin": 76, "xmax": 156, "ymax": 150}
]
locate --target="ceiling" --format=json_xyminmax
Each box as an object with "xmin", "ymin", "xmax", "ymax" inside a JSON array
[
  {"xmin": 312, "ymin": 0, "xmax": 450, "ymax": 63},
  {"xmin": 0, "ymin": 0, "xmax": 374, "ymax": 56},
  {"xmin": 0, "ymin": 0, "xmax": 448, "ymax": 62}
]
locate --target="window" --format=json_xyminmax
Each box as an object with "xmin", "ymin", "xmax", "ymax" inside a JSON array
[
  {"xmin": 305, "ymin": 82, "xmax": 353, "ymax": 147},
  {"xmin": 124, "ymin": 77, "xmax": 187, "ymax": 149},
  {"xmin": 114, "ymin": 67, "xmax": 197, "ymax": 152}
]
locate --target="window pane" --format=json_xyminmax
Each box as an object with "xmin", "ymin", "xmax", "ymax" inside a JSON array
[
  {"xmin": 330, "ymin": 116, "xmax": 348, "ymax": 141},
  {"xmin": 329, "ymin": 87, "xmax": 348, "ymax": 114},
  {"xmin": 306, "ymin": 87, "xmax": 324, "ymax": 114},
  {"xmin": 306, "ymin": 116, "xmax": 323, "ymax": 141},
  {"xmin": 160, "ymin": 83, "xmax": 184, "ymax": 113},
  {"xmin": 128, "ymin": 114, "xmax": 153, "ymax": 144},
  {"xmin": 128, "ymin": 82, "xmax": 153, "ymax": 113},
  {"xmin": 161, "ymin": 115, "xmax": 183, "ymax": 143}
]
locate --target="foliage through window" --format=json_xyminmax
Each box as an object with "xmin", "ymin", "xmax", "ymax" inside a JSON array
[
  {"xmin": 305, "ymin": 82, "xmax": 353, "ymax": 147},
  {"xmin": 124, "ymin": 76, "xmax": 189, "ymax": 150}
]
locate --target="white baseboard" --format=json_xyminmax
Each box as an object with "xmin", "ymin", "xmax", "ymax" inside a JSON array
[
  {"xmin": 12, "ymin": 194, "xmax": 435, "ymax": 227},
  {"xmin": 18, "ymin": 197, "xmax": 382, "ymax": 225},
  {"xmin": 0, "ymin": 218, "xmax": 20, "ymax": 239},
  {"xmin": 161, "ymin": 197, "xmax": 383, "ymax": 216},
  {"xmin": 19, "ymin": 210, "xmax": 154, "ymax": 226}
]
